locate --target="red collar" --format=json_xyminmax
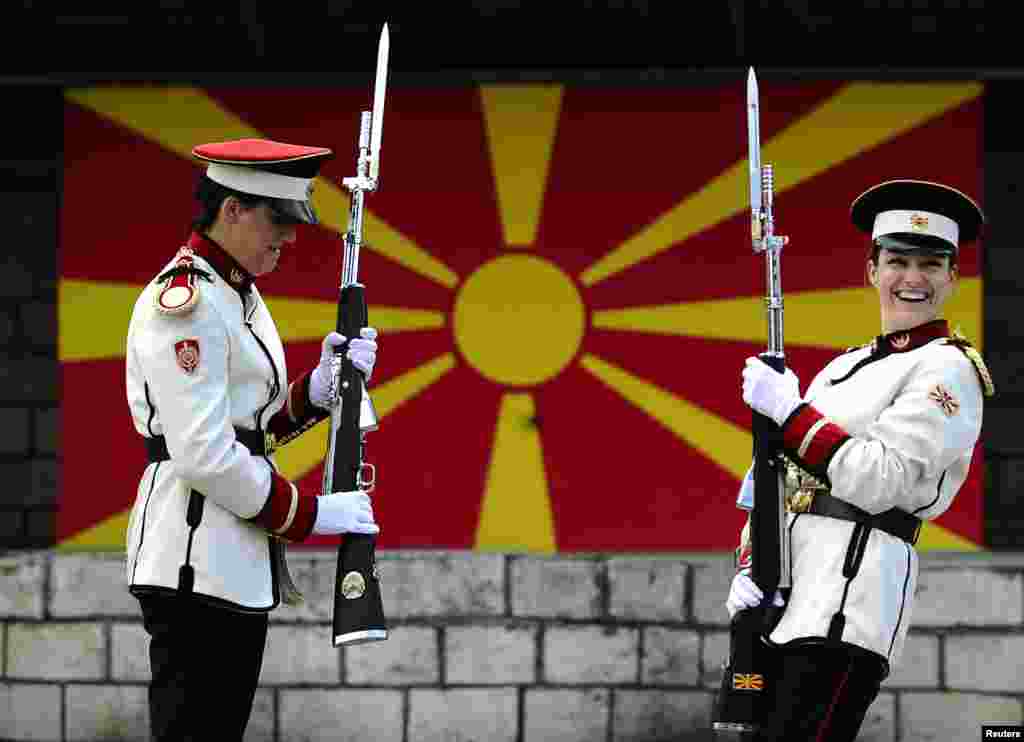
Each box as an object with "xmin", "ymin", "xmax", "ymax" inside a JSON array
[
  {"xmin": 875, "ymin": 319, "xmax": 949, "ymax": 354},
  {"xmin": 186, "ymin": 232, "xmax": 255, "ymax": 296}
]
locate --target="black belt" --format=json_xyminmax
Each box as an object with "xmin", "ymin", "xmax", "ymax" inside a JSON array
[
  {"xmin": 806, "ymin": 493, "xmax": 921, "ymax": 545},
  {"xmin": 145, "ymin": 428, "xmax": 276, "ymax": 463}
]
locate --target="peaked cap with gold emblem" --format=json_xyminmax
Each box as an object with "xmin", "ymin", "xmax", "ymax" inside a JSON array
[
  {"xmin": 850, "ymin": 179, "xmax": 984, "ymax": 257},
  {"xmin": 192, "ymin": 138, "xmax": 333, "ymax": 225}
]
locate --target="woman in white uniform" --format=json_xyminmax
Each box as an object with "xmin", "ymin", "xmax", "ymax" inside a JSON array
[
  {"xmin": 728, "ymin": 179, "xmax": 992, "ymax": 741},
  {"xmin": 125, "ymin": 138, "xmax": 381, "ymax": 741}
]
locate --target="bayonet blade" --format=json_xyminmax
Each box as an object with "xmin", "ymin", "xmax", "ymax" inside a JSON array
[
  {"xmin": 369, "ymin": 23, "xmax": 390, "ymax": 182},
  {"xmin": 747, "ymin": 67, "xmax": 762, "ymax": 243}
]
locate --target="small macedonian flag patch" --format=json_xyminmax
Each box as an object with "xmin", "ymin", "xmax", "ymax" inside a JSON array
[{"xmin": 733, "ymin": 673, "xmax": 764, "ymax": 691}]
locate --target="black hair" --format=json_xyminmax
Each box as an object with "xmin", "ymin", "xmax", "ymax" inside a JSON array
[
  {"xmin": 189, "ymin": 174, "xmax": 267, "ymax": 234},
  {"xmin": 868, "ymin": 234, "xmax": 959, "ymax": 269}
]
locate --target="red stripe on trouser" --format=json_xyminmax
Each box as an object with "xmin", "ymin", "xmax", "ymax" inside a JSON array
[{"xmin": 815, "ymin": 662, "xmax": 853, "ymax": 742}]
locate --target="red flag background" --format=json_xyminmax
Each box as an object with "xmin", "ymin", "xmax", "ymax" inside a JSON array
[{"xmin": 59, "ymin": 80, "xmax": 985, "ymax": 552}]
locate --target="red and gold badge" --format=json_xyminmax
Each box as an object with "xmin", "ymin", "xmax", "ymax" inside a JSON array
[{"xmin": 174, "ymin": 339, "xmax": 200, "ymax": 375}]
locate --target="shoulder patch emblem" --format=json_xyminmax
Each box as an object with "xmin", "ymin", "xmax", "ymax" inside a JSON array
[
  {"xmin": 155, "ymin": 246, "xmax": 207, "ymax": 315},
  {"xmin": 929, "ymin": 383, "xmax": 960, "ymax": 417},
  {"xmin": 174, "ymin": 339, "xmax": 200, "ymax": 374}
]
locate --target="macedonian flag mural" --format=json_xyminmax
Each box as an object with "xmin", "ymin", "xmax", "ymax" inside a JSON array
[{"xmin": 60, "ymin": 80, "xmax": 986, "ymax": 552}]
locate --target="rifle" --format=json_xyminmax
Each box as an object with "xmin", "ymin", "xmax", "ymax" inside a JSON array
[
  {"xmin": 711, "ymin": 67, "xmax": 791, "ymax": 738},
  {"xmin": 325, "ymin": 23, "xmax": 390, "ymax": 647}
]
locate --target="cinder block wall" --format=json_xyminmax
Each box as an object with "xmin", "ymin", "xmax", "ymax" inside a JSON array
[{"xmin": 1, "ymin": 550, "xmax": 1022, "ymax": 742}]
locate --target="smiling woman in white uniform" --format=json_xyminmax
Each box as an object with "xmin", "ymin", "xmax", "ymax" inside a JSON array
[{"xmin": 728, "ymin": 180, "xmax": 993, "ymax": 741}]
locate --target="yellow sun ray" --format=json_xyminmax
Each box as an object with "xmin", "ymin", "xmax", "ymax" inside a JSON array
[
  {"xmin": 592, "ymin": 277, "xmax": 982, "ymax": 351},
  {"xmin": 59, "ymin": 280, "xmax": 140, "ymax": 361},
  {"xmin": 65, "ymin": 86, "xmax": 459, "ymax": 289},
  {"xmin": 480, "ymin": 85, "xmax": 564, "ymax": 248},
  {"xmin": 580, "ymin": 82, "xmax": 982, "ymax": 287},
  {"xmin": 60, "ymin": 352, "xmax": 459, "ymax": 550},
  {"xmin": 474, "ymin": 393, "xmax": 556, "ymax": 553},
  {"xmin": 264, "ymin": 295, "xmax": 446, "ymax": 341},
  {"xmin": 58, "ymin": 279, "xmax": 447, "ymax": 362},
  {"xmin": 579, "ymin": 354, "xmax": 751, "ymax": 480},
  {"xmin": 274, "ymin": 352, "xmax": 457, "ymax": 482}
]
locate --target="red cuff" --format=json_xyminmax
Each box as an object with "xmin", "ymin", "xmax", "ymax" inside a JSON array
[
  {"xmin": 782, "ymin": 404, "xmax": 850, "ymax": 476},
  {"xmin": 266, "ymin": 371, "xmax": 329, "ymax": 446},
  {"xmin": 248, "ymin": 472, "xmax": 318, "ymax": 542}
]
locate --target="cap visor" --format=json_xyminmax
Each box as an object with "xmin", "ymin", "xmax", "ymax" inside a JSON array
[{"xmin": 271, "ymin": 198, "xmax": 318, "ymax": 225}]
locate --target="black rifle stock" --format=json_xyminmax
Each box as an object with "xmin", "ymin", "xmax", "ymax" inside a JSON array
[{"xmin": 329, "ymin": 281, "xmax": 387, "ymax": 646}]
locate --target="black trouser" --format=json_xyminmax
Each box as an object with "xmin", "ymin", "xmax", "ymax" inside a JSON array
[
  {"xmin": 138, "ymin": 593, "xmax": 269, "ymax": 742},
  {"xmin": 754, "ymin": 644, "xmax": 887, "ymax": 741}
]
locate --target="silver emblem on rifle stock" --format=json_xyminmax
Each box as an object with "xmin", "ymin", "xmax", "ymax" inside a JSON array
[{"xmin": 341, "ymin": 571, "xmax": 367, "ymax": 600}]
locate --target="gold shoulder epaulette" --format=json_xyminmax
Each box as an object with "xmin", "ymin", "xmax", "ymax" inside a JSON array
[
  {"xmin": 946, "ymin": 329, "xmax": 995, "ymax": 397},
  {"xmin": 153, "ymin": 246, "xmax": 211, "ymax": 316}
]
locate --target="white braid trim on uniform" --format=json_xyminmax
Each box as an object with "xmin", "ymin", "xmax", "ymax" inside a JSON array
[
  {"xmin": 273, "ymin": 483, "xmax": 300, "ymax": 536},
  {"xmin": 206, "ymin": 163, "xmax": 312, "ymax": 201},
  {"xmin": 797, "ymin": 418, "xmax": 831, "ymax": 460}
]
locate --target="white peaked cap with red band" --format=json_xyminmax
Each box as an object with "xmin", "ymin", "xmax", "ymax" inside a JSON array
[{"xmin": 192, "ymin": 138, "xmax": 333, "ymax": 224}]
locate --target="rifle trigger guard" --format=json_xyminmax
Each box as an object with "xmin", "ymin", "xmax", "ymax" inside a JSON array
[{"xmin": 358, "ymin": 462, "xmax": 376, "ymax": 493}]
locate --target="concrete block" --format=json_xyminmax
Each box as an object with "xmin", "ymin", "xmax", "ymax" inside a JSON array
[
  {"xmin": 380, "ymin": 552, "xmax": 504, "ymax": 618},
  {"xmin": 111, "ymin": 621, "xmax": 151, "ymax": 682},
  {"xmin": 272, "ymin": 552, "xmax": 335, "ymax": 622},
  {"xmin": 0, "ymin": 682, "xmax": 62, "ymax": 741},
  {"xmin": 65, "ymin": 684, "xmax": 148, "ymax": 742},
  {"xmin": 0, "ymin": 553, "xmax": 46, "ymax": 618},
  {"xmin": 913, "ymin": 569, "xmax": 1023, "ymax": 627},
  {"xmin": 33, "ymin": 406, "xmax": 58, "ymax": 456},
  {"xmin": 0, "ymin": 355, "xmax": 58, "ymax": 404},
  {"xmin": 0, "ymin": 407, "xmax": 29, "ymax": 455},
  {"xmin": 859, "ymin": 692, "xmax": 896, "ymax": 742},
  {"xmin": 409, "ymin": 688, "xmax": 518, "ymax": 742},
  {"xmin": 446, "ymin": 623, "xmax": 537, "ymax": 684},
  {"xmin": 279, "ymin": 689, "xmax": 403, "ymax": 742},
  {"xmin": 691, "ymin": 558, "xmax": 734, "ymax": 627},
  {"xmin": 8, "ymin": 622, "xmax": 104, "ymax": 680},
  {"xmin": 611, "ymin": 689, "xmax": 712, "ymax": 741},
  {"xmin": 884, "ymin": 633, "xmax": 939, "ymax": 688},
  {"xmin": 701, "ymin": 631, "xmax": 730, "ymax": 690},
  {"xmin": 261, "ymin": 624, "xmax": 340, "ymax": 685},
  {"xmin": 608, "ymin": 558, "xmax": 687, "ymax": 621},
  {"xmin": 544, "ymin": 626, "xmax": 638, "ymax": 684},
  {"xmin": 50, "ymin": 554, "xmax": 140, "ymax": 617},
  {"xmin": 900, "ymin": 692, "xmax": 1023, "ymax": 742},
  {"xmin": 642, "ymin": 627, "xmax": 700, "ymax": 686},
  {"xmin": 20, "ymin": 301, "xmax": 55, "ymax": 348},
  {"xmin": 946, "ymin": 634, "xmax": 1024, "ymax": 692},
  {"xmin": 247, "ymin": 689, "xmax": 275, "ymax": 742},
  {"xmin": 524, "ymin": 688, "xmax": 610, "ymax": 742},
  {"xmin": 346, "ymin": 625, "xmax": 438, "ymax": 685},
  {"xmin": 511, "ymin": 556, "xmax": 602, "ymax": 619}
]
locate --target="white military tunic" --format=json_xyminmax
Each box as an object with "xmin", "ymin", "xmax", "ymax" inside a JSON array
[
  {"xmin": 125, "ymin": 233, "xmax": 325, "ymax": 611},
  {"xmin": 762, "ymin": 319, "xmax": 986, "ymax": 671}
]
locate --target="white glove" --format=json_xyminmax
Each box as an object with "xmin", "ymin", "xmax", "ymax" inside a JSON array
[
  {"xmin": 313, "ymin": 491, "xmax": 379, "ymax": 536},
  {"xmin": 309, "ymin": 328, "xmax": 379, "ymax": 410},
  {"xmin": 726, "ymin": 571, "xmax": 784, "ymax": 619},
  {"xmin": 741, "ymin": 357, "xmax": 802, "ymax": 427}
]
